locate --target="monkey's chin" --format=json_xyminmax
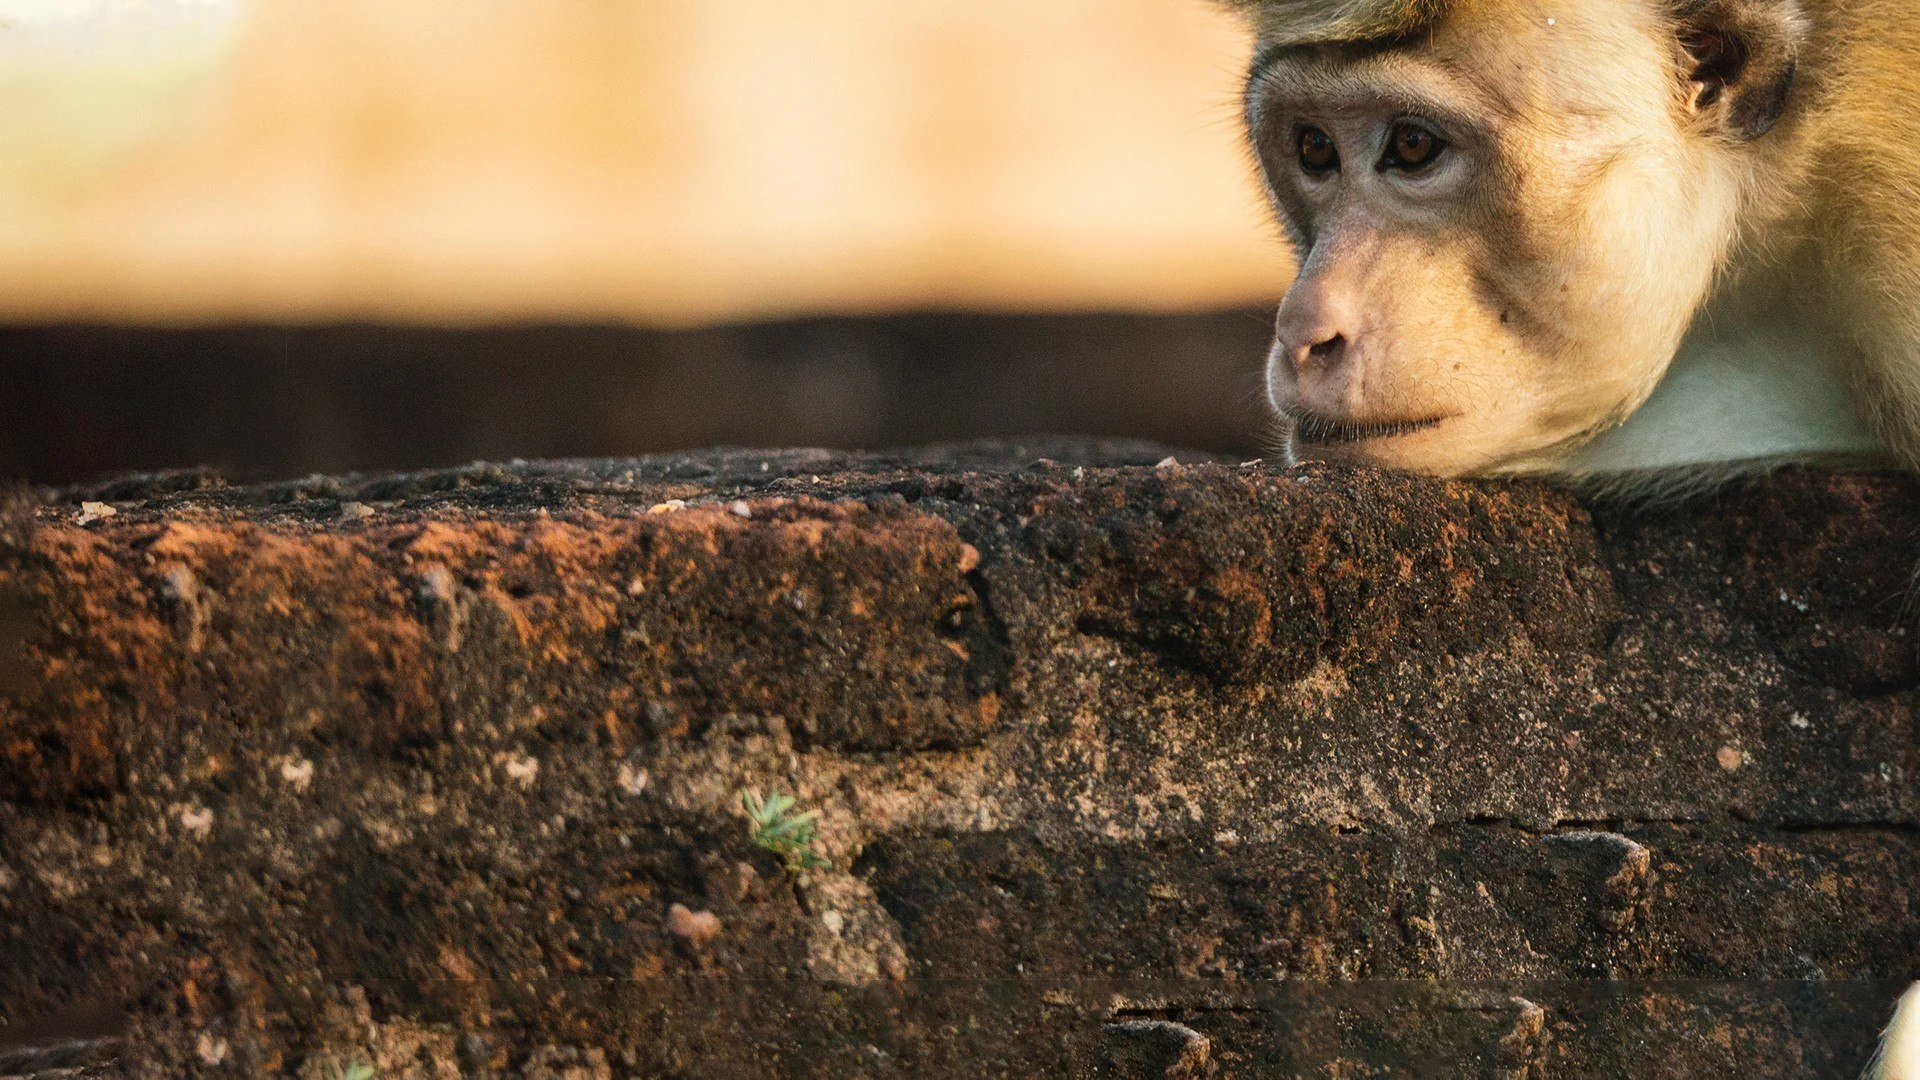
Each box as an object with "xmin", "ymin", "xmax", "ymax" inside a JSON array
[{"xmin": 1282, "ymin": 409, "xmax": 1485, "ymax": 476}]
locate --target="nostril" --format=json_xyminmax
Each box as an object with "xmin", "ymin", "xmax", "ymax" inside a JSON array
[{"xmin": 1304, "ymin": 333, "xmax": 1345, "ymax": 368}]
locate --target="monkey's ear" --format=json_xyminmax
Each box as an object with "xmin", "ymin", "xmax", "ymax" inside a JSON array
[{"xmin": 1674, "ymin": 0, "xmax": 1807, "ymax": 141}]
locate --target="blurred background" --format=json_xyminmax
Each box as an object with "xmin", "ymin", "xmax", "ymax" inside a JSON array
[{"xmin": 0, "ymin": 0, "xmax": 1292, "ymax": 484}]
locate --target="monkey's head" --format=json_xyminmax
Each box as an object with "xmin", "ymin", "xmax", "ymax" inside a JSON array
[{"xmin": 1238, "ymin": 0, "xmax": 1806, "ymax": 475}]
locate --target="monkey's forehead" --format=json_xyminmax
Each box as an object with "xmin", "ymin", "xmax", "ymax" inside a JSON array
[{"xmin": 1235, "ymin": 0, "xmax": 1455, "ymax": 48}]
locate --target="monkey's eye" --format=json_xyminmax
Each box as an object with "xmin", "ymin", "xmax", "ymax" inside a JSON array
[
  {"xmin": 1297, "ymin": 127, "xmax": 1339, "ymax": 174},
  {"xmin": 1381, "ymin": 122, "xmax": 1446, "ymax": 171}
]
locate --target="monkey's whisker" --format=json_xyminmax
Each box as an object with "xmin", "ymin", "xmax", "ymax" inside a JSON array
[{"xmin": 1285, "ymin": 409, "xmax": 1450, "ymax": 444}]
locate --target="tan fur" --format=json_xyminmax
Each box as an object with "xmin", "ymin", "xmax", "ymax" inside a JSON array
[
  {"xmin": 1798, "ymin": 0, "xmax": 1920, "ymax": 468},
  {"xmin": 1231, "ymin": 0, "xmax": 1920, "ymax": 481},
  {"xmin": 1222, "ymin": 0, "xmax": 1452, "ymax": 46}
]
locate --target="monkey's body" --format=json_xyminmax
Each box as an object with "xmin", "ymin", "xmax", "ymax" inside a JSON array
[
  {"xmin": 1793, "ymin": 0, "xmax": 1920, "ymax": 469},
  {"xmin": 1556, "ymin": 273, "xmax": 1888, "ymax": 490},
  {"xmin": 1224, "ymin": 1, "xmax": 1920, "ymax": 1072},
  {"xmin": 1565, "ymin": 0, "xmax": 1920, "ymax": 485}
]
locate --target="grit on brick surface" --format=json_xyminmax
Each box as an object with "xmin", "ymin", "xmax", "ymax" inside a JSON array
[{"xmin": 0, "ymin": 439, "xmax": 1915, "ymax": 1077}]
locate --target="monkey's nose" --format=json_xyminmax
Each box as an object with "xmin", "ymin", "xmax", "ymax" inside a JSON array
[
  {"xmin": 1278, "ymin": 326, "xmax": 1348, "ymax": 377},
  {"xmin": 1297, "ymin": 332, "xmax": 1347, "ymax": 372},
  {"xmin": 1274, "ymin": 279, "xmax": 1356, "ymax": 375}
]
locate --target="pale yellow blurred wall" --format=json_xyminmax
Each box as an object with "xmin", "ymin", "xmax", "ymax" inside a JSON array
[{"xmin": 0, "ymin": 0, "xmax": 1292, "ymax": 326}]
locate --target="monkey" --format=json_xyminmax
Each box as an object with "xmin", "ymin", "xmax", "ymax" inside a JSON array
[
  {"xmin": 1223, "ymin": 0, "xmax": 1920, "ymax": 492},
  {"xmin": 1873, "ymin": 988, "xmax": 1920, "ymax": 1080},
  {"xmin": 1219, "ymin": 1, "xmax": 1920, "ymax": 1071}
]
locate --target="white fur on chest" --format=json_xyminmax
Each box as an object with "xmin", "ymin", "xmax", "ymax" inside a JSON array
[{"xmin": 1553, "ymin": 300, "xmax": 1890, "ymax": 487}]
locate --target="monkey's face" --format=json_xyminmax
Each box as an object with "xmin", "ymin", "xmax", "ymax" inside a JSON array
[{"xmin": 1246, "ymin": 1, "xmax": 1758, "ymax": 476}]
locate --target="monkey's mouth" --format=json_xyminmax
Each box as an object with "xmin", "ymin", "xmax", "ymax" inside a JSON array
[{"xmin": 1286, "ymin": 408, "xmax": 1452, "ymax": 445}]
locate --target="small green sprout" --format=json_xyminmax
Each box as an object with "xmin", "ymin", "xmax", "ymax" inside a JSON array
[
  {"xmin": 329, "ymin": 1062, "xmax": 374, "ymax": 1080},
  {"xmin": 741, "ymin": 788, "xmax": 828, "ymax": 873}
]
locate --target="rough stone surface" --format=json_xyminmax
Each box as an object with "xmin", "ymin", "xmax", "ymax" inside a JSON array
[{"xmin": 1, "ymin": 439, "xmax": 1915, "ymax": 1077}]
